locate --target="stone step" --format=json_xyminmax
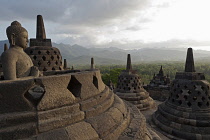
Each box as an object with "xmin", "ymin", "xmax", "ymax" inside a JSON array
[
  {"xmin": 38, "ymin": 111, "xmax": 85, "ymax": 133},
  {"xmin": 0, "ymin": 112, "xmax": 36, "ymax": 128},
  {"xmin": 38, "ymin": 103, "xmax": 80, "ymax": 121},
  {"xmin": 85, "ymin": 90, "xmax": 114, "ymax": 119},
  {"xmin": 0, "ymin": 122, "xmax": 36, "ymax": 140},
  {"xmin": 153, "ymin": 111, "xmax": 210, "ymax": 139},
  {"xmin": 159, "ymin": 103, "xmax": 210, "ymax": 126},
  {"xmin": 80, "ymin": 86, "xmax": 110, "ymax": 111},
  {"xmin": 86, "ymin": 95, "xmax": 130, "ymax": 139}
]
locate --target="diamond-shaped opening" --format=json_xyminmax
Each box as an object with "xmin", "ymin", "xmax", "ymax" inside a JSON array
[
  {"xmin": 197, "ymin": 91, "xmax": 201, "ymax": 95},
  {"xmin": 193, "ymin": 96, "xmax": 197, "ymax": 101},
  {"xmin": 184, "ymin": 85, "xmax": 188, "ymax": 89},
  {"xmin": 33, "ymin": 55, "xmax": 37, "ymax": 60},
  {"xmin": 24, "ymin": 86, "xmax": 45, "ymax": 106},
  {"xmin": 59, "ymin": 67, "xmax": 62, "ymax": 70},
  {"xmin": 55, "ymin": 61, "xmax": 58, "ymax": 65},
  {"xmin": 42, "ymin": 56, "xmax": 46, "ymax": 61},
  {"xmin": 202, "ymin": 96, "xmax": 205, "ymax": 101},
  {"xmin": 93, "ymin": 76, "xmax": 98, "ymax": 89},
  {"xmin": 54, "ymin": 51, "xmax": 57, "ymax": 54},
  {"xmin": 177, "ymin": 84, "xmax": 180, "ymax": 88},
  {"xmin": 187, "ymin": 101, "xmax": 192, "ymax": 107},
  {"xmin": 178, "ymin": 100, "xmax": 182, "ymax": 105},
  {"xmin": 67, "ymin": 76, "xmax": 81, "ymax": 97},
  {"xmin": 207, "ymin": 102, "xmax": 209, "ymax": 107},
  {"xmin": 51, "ymin": 56, "xmax": 54, "ymax": 60},
  {"xmin": 188, "ymin": 90, "xmax": 192, "ymax": 94},
  {"xmin": 172, "ymin": 99, "xmax": 175, "ymax": 102},
  {"xmin": 38, "ymin": 61, "xmax": 41, "ymax": 66},
  {"xmin": 47, "ymin": 61, "xmax": 51, "ymax": 66},
  {"xmin": 201, "ymin": 86, "xmax": 205, "ymax": 90},
  {"xmin": 176, "ymin": 94, "xmax": 179, "ymax": 99},
  {"xmin": 184, "ymin": 95, "xmax": 188, "ymax": 100},
  {"xmin": 52, "ymin": 67, "xmax": 55, "ymax": 70},
  {"xmin": 46, "ymin": 50, "xmax": 50, "ymax": 55},
  {"xmin": 43, "ymin": 67, "xmax": 47, "ymax": 71},
  {"xmin": 198, "ymin": 102, "xmax": 202, "ymax": 108},
  {"xmin": 30, "ymin": 50, "xmax": 33, "ymax": 54},
  {"xmin": 57, "ymin": 55, "xmax": 60, "ymax": 59},
  {"xmin": 38, "ymin": 51, "xmax": 41, "ymax": 55}
]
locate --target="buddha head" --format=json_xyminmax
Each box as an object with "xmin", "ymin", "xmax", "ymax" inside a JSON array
[{"xmin": 6, "ymin": 21, "xmax": 28, "ymax": 49}]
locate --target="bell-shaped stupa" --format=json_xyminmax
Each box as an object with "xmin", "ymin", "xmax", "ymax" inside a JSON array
[
  {"xmin": 115, "ymin": 54, "xmax": 155, "ymax": 110},
  {"xmin": 153, "ymin": 48, "xmax": 210, "ymax": 139},
  {"xmin": 25, "ymin": 15, "xmax": 63, "ymax": 71}
]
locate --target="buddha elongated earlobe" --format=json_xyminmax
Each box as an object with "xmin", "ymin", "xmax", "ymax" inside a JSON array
[{"xmin": 11, "ymin": 33, "xmax": 15, "ymax": 46}]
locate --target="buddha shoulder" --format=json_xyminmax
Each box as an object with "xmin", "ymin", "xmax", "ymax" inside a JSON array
[{"xmin": 1, "ymin": 48, "xmax": 19, "ymax": 61}]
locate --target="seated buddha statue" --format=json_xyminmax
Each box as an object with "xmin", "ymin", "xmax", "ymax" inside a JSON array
[{"xmin": 1, "ymin": 21, "xmax": 39, "ymax": 80}]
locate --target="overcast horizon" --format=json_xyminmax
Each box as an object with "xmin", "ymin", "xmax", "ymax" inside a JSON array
[{"xmin": 1, "ymin": 0, "xmax": 210, "ymax": 50}]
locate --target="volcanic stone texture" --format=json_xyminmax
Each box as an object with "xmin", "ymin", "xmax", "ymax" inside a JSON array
[
  {"xmin": 0, "ymin": 70, "xmax": 152, "ymax": 140},
  {"xmin": 153, "ymin": 48, "xmax": 210, "ymax": 140},
  {"xmin": 115, "ymin": 72, "xmax": 155, "ymax": 111}
]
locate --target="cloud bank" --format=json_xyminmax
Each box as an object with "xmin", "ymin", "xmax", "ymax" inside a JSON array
[{"xmin": 1, "ymin": 0, "xmax": 210, "ymax": 50}]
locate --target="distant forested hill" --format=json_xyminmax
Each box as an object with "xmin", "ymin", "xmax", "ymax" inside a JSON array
[{"xmin": 1, "ymin": 40, "xmax": 210, "ymax": 65}]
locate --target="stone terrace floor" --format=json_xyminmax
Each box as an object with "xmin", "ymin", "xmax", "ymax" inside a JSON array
[{"xmin": 141, "ymin": 100, "xmax": 171, "ymax": 140}]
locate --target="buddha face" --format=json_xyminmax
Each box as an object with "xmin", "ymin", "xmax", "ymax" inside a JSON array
[{"xmin": 14, "ymin": 31, "xmax": 29, "ymax": 49}]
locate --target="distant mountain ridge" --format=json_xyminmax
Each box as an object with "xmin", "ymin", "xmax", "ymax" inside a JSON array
[{"xmin": 1, "ymin": 40, "xmax": 210, "ymax": 65}]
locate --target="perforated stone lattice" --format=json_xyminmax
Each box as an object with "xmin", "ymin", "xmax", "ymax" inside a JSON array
[
  {"xmin": 25, "ymin": 47, "xmax": 63, "ymax": 71},
  {"xmin": 116, "ymin": 74, "xmax": 143, "ymax": 93},
  {"xmin": 168, "ymin": 80, "xmax": 210, "ymax": 109}
]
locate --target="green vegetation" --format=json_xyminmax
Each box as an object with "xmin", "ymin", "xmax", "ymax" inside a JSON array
[{"xmin": 75, "ymin": 62, "xmax": 210, "ymax": 86}]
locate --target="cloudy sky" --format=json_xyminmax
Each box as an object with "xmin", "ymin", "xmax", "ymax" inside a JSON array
[{"xmin": 1, "ymin": 0, "xmax": 210, "ymax": 50}]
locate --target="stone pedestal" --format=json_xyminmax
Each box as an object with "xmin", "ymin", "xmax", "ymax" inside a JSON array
[{"xmin": 0, "ymin": 70, "xmax": 153, "ymax": 140}]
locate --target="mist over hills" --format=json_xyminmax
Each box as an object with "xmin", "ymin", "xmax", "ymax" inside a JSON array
[{"xmin": 1, "ymin": 40, "xmax": 210, "ymax": 65}]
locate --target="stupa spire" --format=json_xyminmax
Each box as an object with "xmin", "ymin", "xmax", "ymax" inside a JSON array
[
  {"xmin": 64, "ymin": 59, "xmax": 67, "ymax": 69},
  {"xmin": 185, "ymin": 48, "xmax": 195, "ymax": 72},
  {"xmin": 126, "ymin": 54, "xmax": 132, "ymax": 71},
  {"xmin": 4, "ymin": 44, "xmax": 8, "ymax": 51},
  {"xmin": 36, "ymin": 15, "xmax": 46, "ymax": 39},
  {"xmin": 159, "ymin": 65, "xmax": 164, "ymax": 76},
  {"xmin": 91, "ymin": 57, "xmax": 95, "ymax": 69}
]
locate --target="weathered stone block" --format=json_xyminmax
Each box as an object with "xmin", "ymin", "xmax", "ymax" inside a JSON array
[
  {"xmin": 36, "ymin": 128, "xmax": 69, "ymax": 140},
  {"xmin": 70, "ymin": 72, "xmax": 99, "ymax": 100},
  {"xmin": 0, "ymin": 79, "xmax": 35, "ymax": 113},
  {"xmin": 65, "ymin": 121, "xmax": 99, "ymax": 140},
  {"xmin": 35, "ymin": 74, "xmax": 76, "ymax": 111}
]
